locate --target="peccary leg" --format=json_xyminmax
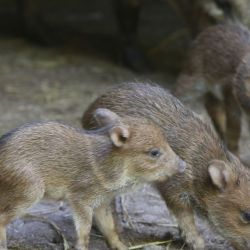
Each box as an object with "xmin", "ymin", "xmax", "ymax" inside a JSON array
[
  {"xmin": 223, "ymin": 85, "xmax": 241, "ymax": 154},
  {"xmin": 155, "ymin": 177, "xmax": 205, "ymax": 250},
  {"xmin": 0, "ymin": 215, "xmax": 14, "ymax": 250},
  {"xmin": 172, "ymin": 207, "xmax": 205, "ymax": 250},
  {"xmin": 94, "ymin": 204, "xmax": 127, "ymax": 250},
  {"xmin": 0, "ymin": 224, "xmax": 7, "ymax": 250},
  {"xmin": 204, "ymin": 91, "xmax": 226, "ymax": 140},
  {"xmin": 0, "ymin": 205, "xmax": 38, "ymax": 250},
  {"xmin": 71, "ymin": 201, "xmax": 93, "ymax": 250},
  {"xmin": 0, "ymin": 173, "xmax": 44, "ymax": 250}
]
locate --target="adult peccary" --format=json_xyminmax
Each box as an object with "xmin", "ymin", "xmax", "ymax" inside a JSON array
[
  {"xmin": 176, "ymin": 23, "xmax": 250, "ymax": 155},
  {"xmin": 0, "ymin": 108, "xmax": 183, "ymax": 250},
  {"xmin": 82, "ymin": 82, "xmax": 250, "ymax": 250}
]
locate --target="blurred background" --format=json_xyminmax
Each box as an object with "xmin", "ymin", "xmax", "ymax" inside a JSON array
[
  {"xmin": 0, "ymin": 0, "xmax": 189, "ymax": 73},
  {"xmin": 1, "ymin": 0, "xmax": 250, "ymax": 249}
]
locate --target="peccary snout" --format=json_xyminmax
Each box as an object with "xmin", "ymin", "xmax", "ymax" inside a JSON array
[{"xmin": 177, "ymin": 157, "xmax": 186, "ymax": 173}]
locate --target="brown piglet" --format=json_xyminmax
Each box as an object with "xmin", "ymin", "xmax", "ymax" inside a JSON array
[
  {"xmin": 176, "ymin": 23, "xmax": 250, "ymax": 155},
  {"xmin": 82, "ymin": 83, "xmax": 250, "ymax": 250},
  {"xmin": 0, "ymin": 108, "xmax": 183, "ymax": 250}
]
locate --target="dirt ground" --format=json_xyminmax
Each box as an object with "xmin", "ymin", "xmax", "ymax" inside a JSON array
[{"xmin": 1, "ymin": 37, "xmax": 249, "ymax": 250}]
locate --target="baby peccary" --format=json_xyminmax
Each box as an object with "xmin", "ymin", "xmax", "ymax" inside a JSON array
[
  {"xmin": 0, "ymin": 108, "xmax": 184, "ymax": 250},
  {"xmin": 176, "ymin": 23, "xmax": 250, "ymax": 155},
  {"xmin": 82, "ymin": 83, "xmax": 250, "ymax": 250}
]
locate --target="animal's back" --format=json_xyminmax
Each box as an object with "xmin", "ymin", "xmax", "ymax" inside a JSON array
[
  {"xmin": 0, "ymin": 122, "xmax": 91, "ymax": 188},
  {"xmin": 187, "ymin": 23, "xmax": 250, "ymax": 79},
  {"xmin": 83, "ymin": 83, "xmax": 225, "ymax": 169},
  {"xmin": 83, "ymin": 82, "xmax": 191, "ymax": 128}
]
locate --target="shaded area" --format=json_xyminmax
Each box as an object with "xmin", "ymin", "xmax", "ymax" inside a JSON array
[{"xmin": 0, "ymin": 0, "xmax": 189, "ymax": 74}]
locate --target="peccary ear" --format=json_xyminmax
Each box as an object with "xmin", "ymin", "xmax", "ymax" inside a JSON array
[
  {"xmin": 93, "ymin": 108, "xmax": 121, "ymax": 127},
  {"xmin": 109, "ymin": 125, "xmax": 130, "ymax": 147},
  {"xmin": 208, "ymin": 160, "xmax": 232, "ymax": 190},
  {"xmin": 93, "ymin": 108, "xmax": 129, "ymax": 147}
]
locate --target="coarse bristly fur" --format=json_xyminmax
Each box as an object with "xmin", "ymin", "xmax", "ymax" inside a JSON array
[
  {"xmin": 0, "ymin": 108, "xmax": 183, "ymax": 250},
  {"xmin": 82, "ymin": 82, "xmax": 250, "ymax": 250},
  {"xmin": 176, "ymin": 23, "xmax": 250, "ymax": 155}
]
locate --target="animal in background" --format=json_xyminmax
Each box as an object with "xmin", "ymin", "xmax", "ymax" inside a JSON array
[{"xmin": 176, "ymin": 23, "xmax": 250, "ymax": 155}]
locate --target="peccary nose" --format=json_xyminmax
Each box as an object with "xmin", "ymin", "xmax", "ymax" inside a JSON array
[{"xmin": 177, "ymin": 157, "xmax": 186, "ymax": 173}]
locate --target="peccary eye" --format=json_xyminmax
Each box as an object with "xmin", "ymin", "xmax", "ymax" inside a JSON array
[
  {"xmin": 241, "ymin": 211, "xmax": 250, "ymax": 223},
  {"xmin": 149, "ymin": 148, "xmax": 162, "ymax": 158}
]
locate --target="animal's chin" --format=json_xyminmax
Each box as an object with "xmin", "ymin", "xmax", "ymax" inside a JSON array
[
  {"xmin": 155, "ymin": 174, "xmax": 168, "ymax": 182},
  {"xmin": 139, "ymin": 173, "xmax": 167, "ymax": 183}
]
